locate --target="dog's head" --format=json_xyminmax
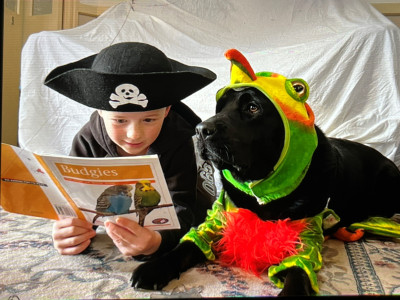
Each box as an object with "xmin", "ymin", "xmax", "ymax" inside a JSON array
[
  {"xmin": 196, "ymin": 87, "xmax": 285, "ymax": 182},
  {"xmin": 196, "ymin": 49, "xmax": 318, "ymax": 202}
]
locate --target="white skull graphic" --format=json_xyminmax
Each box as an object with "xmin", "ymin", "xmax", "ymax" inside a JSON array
[{"xmin": 109, "ymin": 83, "xmax": 148, "ymax": 108}]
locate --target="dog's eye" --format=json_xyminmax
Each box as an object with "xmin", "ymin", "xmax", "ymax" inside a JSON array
[
  {"xmin": 247, "ymin": 103, "xmax": 259, "ymax": 114},
  {"xmin": 291, "ymin": 81, "xmax": 306, "ymax": 98}
]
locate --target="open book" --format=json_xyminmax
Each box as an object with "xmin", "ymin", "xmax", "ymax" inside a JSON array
[{"xmin": 1, "ymin": 143, "xmax": 180, "ymax": 230}]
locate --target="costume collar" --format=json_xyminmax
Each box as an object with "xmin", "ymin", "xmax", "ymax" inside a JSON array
[{"xmin": 218, "ymin": 49, "xmax": 318, "ymax": 205}]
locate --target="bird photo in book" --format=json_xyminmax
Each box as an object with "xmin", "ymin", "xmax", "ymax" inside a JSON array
[
  {"xmin": 78, "ymin": 181, "xmax": 168, "ymax": 226},
  {"xmin": 93, "ymin": 184, "xmax": 133, "ymax": 223},
  {"xmin": 134, "ymin": 180, "xmax": 161, "ymax": 226}
]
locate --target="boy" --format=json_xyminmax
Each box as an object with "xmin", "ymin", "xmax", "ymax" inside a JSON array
[{"xmin": 44, "ymin": 42, "xmax": 216, "ymax": 259}]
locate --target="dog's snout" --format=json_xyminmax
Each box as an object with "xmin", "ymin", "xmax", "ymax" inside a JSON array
[{"xmin": 196, "ymin": 122, "xmax": 216, "ymax": 139}]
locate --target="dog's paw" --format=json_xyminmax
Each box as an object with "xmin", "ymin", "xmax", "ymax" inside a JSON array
[
  {"xmin": 278, "ymin": 285, "xmax": 311, "ymax": 297},
  {"xmin": 131, "ymin": 241, "xmax": 207, "ymax": 291},
  {"xmin": 277, "ymin": 266, "xmax": 314, "ymax": 296},
  {"xmin": 131, "ymin": 258, "xmax": 180, "ymax": 290}
]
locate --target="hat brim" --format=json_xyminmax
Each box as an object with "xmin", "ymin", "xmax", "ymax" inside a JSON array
[{"xmin": 44, "ymin": 53, "xmax": 216, "ymax": 111}]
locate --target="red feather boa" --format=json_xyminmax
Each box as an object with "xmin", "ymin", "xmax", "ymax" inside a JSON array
[{"xmin": 215, "ymin": 208, "xmax": 307, "ymax": 276}]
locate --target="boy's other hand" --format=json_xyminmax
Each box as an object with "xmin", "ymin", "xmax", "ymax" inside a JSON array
[
  {"xmin": 104, "ymin": 217, "xmax": 161, "ymax": 256},
  {"xmin": 52, "ymin": 218, "xmax": 96, "ymax": 255}
]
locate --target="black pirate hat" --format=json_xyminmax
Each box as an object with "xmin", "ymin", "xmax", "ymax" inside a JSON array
[{"xmin": 44, "ymin": 42, "xmax": 216, "ymax": 112}]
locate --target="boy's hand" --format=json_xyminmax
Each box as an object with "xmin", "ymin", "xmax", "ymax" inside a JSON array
[
  {"xmin": 104, "ymin": 217, "xmax": 161, "ymax": 256},
  {"xmin": 52, "ymin": 218, "xmax": 96, "ymax": 255}
]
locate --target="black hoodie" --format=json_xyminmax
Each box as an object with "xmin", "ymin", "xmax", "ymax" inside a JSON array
[{"xmin": 70, "ymin": 109, "xmax": 215, "ymax": 259}]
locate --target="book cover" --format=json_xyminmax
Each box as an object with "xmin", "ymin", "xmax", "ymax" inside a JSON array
[{"xmin": 1, "ymin": 143, "xmax": 180, "ymax": 230}]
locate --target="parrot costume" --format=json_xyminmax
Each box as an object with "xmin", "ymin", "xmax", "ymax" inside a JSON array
[{"xmin": 181, "ymin": 49, "xmax": 400, "ymax": 294}]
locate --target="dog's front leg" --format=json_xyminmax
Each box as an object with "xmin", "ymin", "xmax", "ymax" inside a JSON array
[
  {"xmin": 277, "ymin": 267, "xmax": 313, "ymax": 296},
  {"xmin": 131, "ymin": 241, "xmax": 206, "ymax": 290}
]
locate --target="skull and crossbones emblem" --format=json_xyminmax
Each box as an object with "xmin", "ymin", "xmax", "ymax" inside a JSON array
[{"xmin": 109, "ymin": 84, "xmax": 148, "ymax": 109}]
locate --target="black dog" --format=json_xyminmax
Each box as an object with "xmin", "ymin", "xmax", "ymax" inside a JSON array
[{"xmin": 131, "ymin": 87, "xmax": 400, "ymax": 296}]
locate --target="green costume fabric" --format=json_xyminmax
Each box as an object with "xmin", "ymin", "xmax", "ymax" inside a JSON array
[
  {"xmin": 349, "ymin": 217, "xmax": 400, "ymax": 238},
  {"xmin": 181, "ymin": 190, "xmax": 235, "ymax": 261},
  {"xmin": 181, "ymin": 190, "xmax": 340, "ymax": 293},
  {"xmin": 180, "ymin": 191, "xmax": 400, "ymax": 294}
]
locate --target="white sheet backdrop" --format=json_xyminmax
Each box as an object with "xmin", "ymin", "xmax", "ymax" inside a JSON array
[{"xmin": 19, "ymin": 0, "xmax": 400, "ymax": 168}]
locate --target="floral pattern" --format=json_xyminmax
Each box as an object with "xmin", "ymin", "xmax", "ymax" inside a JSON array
[{"xmin": 1, "ymin": 208, "xmax": 399, "ymax": 298}]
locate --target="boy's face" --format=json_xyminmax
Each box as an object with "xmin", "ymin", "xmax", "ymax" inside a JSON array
[{"xmin": 98, "ymin": 106, "xmax": 171, "ymax": 156}]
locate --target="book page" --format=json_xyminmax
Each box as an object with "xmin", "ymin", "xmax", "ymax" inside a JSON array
[
  {"xmin": 1, "ymin": 144, "xmax": 81, "ymax": 220},
  {"xmin": 41, "ymin": 154, "xmax": 180, "ymax": 230}
]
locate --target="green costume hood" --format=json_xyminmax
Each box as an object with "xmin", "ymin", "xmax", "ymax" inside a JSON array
[{"xmin": 217, "ymin": 49, "xmax": 318, "ymax": 204}]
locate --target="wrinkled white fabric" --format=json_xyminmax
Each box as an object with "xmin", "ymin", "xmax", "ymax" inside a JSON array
[{"xmin": 19, "ymin": 0, "xmax": 400, "ymax": 168}]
